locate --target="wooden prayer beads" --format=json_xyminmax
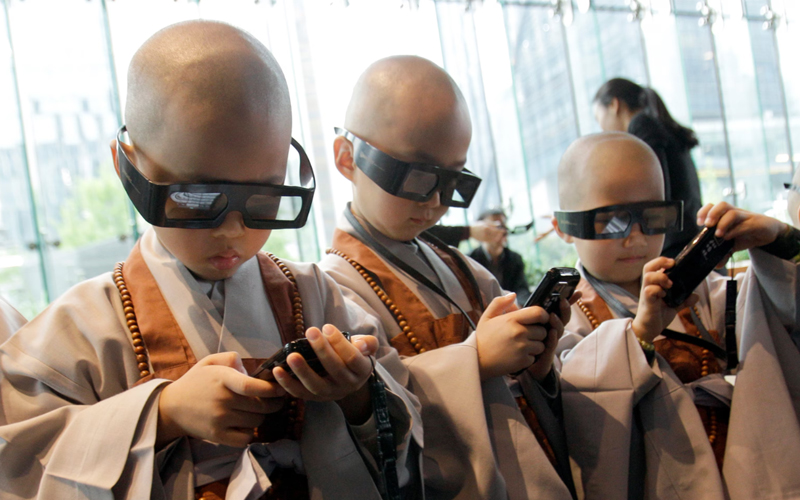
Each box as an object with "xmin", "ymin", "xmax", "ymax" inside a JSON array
[
  {"xmin": 326, "ymin": 248, "xmax": 426, "ymax": 354},
  {"xmin": 114, "ymin": 262, "xmax": 151, "ymax": 379}
]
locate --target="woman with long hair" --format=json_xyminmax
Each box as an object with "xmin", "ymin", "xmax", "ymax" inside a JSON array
[{"xmin": 593, "ymin": 77, "xmax": 702, "ymax": 257}]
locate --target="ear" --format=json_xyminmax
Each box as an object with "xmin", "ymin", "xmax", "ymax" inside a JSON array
[
  {"xmin": 109, "ymin": 139, "xmax": 121, "ymax": 177},
  {"xmin": 609, "ymin": 97, "xmax": 621, "ymax": 116},
  {"xmin": 551, "ymin": 216, "xmax": 574, "ymax": 244},
  {"xmin": 333, "ymin": 135, "xmax": 356, "ymax": 181}
]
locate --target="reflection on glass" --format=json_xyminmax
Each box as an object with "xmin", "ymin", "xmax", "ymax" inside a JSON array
[
  {"xmin": 9, "ymin": 0, "xmax": 134, "ymax": 301},
  {"xmin": 0, "ymin": 4, "xmax": 47, "ymax": 318}
]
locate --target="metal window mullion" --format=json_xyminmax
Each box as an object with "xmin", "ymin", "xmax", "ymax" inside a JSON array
[
  {"xmin": 708, "ymin": 25, "xmax": 738, "ymax": 205},
  {"xmin": 100, "ymin": 0, "xmax": 139, "ymax": 242}
]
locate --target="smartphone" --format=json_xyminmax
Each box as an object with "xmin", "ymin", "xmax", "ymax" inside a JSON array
[
  {"xmin": 663, "ymin": 226, "xmax": 734, "ymax": 308},
  {"xmin": 523, "ymin": 267, "xmax": 581, "ymax": 316},
  {"xmin": 251, "ymin": 331, "xmax": 352, "ymax": 381}
]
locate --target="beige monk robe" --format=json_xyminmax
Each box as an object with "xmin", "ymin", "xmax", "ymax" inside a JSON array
[
  {"xmin": 0, "ymin": 229, "xmax": 422, "ymax": 500},
  {"xmin": 0, "ymin": 295, "xmax": 26, "ymax": 343},
  {"xmin": 559, "ymin": 249, "xmax": 800, "ymax": 500},
  {"xmin": 320, "ymin": 212, "xmax": 574, "ymax": 500}
]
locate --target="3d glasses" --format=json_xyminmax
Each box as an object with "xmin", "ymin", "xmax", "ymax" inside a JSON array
[
  {"xmin": 555, "ymin": 200, "xmax": 683, "ymax": 240},
  {"xmin": 116, "ymin": 126, "xmax": 315, "ymax": 230},
  {"xmin": 335, "ymin": 127, "xmax": 482, "ymax": 208}
]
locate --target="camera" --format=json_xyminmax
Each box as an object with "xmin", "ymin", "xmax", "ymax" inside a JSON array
[
  {"xmin": 663, "ymin": 226, "xmax": 733, "ymax": 308},
  {"xmin": 251, "ymin": 331, "xmax": 352, "ymax": 380}
]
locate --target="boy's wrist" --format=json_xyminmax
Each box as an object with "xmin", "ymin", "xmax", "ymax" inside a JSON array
[
  {"xmin": 758, "ymin": 224, "xmax": 800, "ymax": 262},
  {"xmin": 630, "ymin": 317, "xmax": 658, "ymax": 345}
]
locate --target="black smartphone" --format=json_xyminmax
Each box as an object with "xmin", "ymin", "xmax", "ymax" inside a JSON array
[
  {"xmin": 523, "ymin": 267, "xmax": 581, "ymax": 315},
  {"xmin": 663, "ymin": 226, "xmax": 734, "ymax": 308},
  {"xmin": 251, "ymin": 331, "xmax": 352, "ymax": 381}
]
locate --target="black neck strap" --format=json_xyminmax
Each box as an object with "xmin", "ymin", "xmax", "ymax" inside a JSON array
[{"xmin": 345, "ymin": 205, "xmax": 478, "ymax": 331}]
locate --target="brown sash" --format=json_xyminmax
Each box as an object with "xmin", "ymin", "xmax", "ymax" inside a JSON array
[
  {"xmin": 331, "ymin": 229, "xmax": 482, "ymax": 354},
  {"xmin": 118, "ymin": 242, "xmax": 308, "ymax": 499},
  {"xmin": 575, "ymin": 278, "xmax": 729, "ymax": 468},
  {"xmin": 329, "ymin": 228, "xmax": 561, "ymax": 469}
]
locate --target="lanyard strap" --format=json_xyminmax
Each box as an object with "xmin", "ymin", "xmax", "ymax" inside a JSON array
[
  {"xmin": 369, "ymin": 361, "xmax": 401, "ymax": 500},
  {"xmin": 582, "ymin": 267, "xmax": 729, "ymax": 359},
  {"xmin": 345, "ymin": 206, "xmax": 477, "ymax": 330},
  {"xmin": 725, "ymin": 280, "xmax": 739, "ymax": 371}
]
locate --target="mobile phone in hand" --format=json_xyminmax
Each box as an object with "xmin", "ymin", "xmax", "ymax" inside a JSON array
[
  {"xmin": 663, "ymin": 226, "xmax": 733, "ymax": 308},
  {"xmin": 524, "ymin": 267, "xmax": 580, "ymax": 316},
  {"xmin": 251, "ymin": 331, "xmax": 352, "ymax": 381}
]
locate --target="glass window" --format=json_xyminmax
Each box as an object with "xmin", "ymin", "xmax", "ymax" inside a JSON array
[
  {"xmin": 8, "ymin": 0, "xmax": 134, "ymax": 301},
  {"xmin": 0, "ymin": 3, "xmax": 47, "ymax": 318}
]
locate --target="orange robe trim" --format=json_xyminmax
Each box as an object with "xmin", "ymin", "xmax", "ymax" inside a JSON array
[{"xmin": 118, "ymin": 241, "xmax": 309, "ymax": 500}]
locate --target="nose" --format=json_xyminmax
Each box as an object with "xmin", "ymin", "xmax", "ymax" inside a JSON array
[
  {"xmin": 212, "ymin": 211, "xmax": 246, "ymax": 239},
  {"xmin": 420, "ymin": 190, "xmax": 442, "ymax": 209},
  {"xmin": 622, "ymin": 223, "xmax": 646, "ymax": 247}
]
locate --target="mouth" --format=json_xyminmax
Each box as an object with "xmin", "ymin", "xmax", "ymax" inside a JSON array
[
  {"xmin": 617, "ymin": 255, "xmax": 646, "ymax": 264},
  {"xmin": 409, "ymin": 217, "xmax": 432, "ymax": 225},
  {"xmin": 209, "ymin": 249, "xmax": 241, "ymax": 271}
]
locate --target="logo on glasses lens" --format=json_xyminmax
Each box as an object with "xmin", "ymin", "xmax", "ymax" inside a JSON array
[{"xmin": 170, "ymin": 192, "xmax": 221, "ymax": 210}]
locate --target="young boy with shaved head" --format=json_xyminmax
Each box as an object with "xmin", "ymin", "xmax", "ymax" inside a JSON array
[
  {"xmin": 553, "ymin": 132, "xmax": 800, "ymax": 499},
  {"xmin": 320, "ymin": 55, "xmax": 577, "ymax": 500},
  {"xmin": 0, "ymin": 21, "xmax": 422, "ymax": 500}
]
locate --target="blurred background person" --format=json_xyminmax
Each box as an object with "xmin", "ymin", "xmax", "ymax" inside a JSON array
[
  {"xmin": 593, "ymin": 77, "xmax": 702, "ymax": 257},
  {"xmin": 467, "ymin": 208, "xmax": 531, "ymax": 303}
]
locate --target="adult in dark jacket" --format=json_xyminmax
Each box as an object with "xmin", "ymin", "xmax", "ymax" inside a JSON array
[
  {"xmin": 467, "ymin": 208, "xmax": 530, "ymax": 303},
  {"xmin": 593, "ymin": 78, "xmax": 702, "ymax": 257}
]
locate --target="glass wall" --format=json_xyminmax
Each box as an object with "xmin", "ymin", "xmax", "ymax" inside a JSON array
[{"xmin": 1, "ymin": 0, "xmax": 796, "ymax": 315}]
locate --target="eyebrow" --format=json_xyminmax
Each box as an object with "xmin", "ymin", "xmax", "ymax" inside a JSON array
[{"xmin": 410, "ymin": 151, "xmax": 467, "ymax": 170}]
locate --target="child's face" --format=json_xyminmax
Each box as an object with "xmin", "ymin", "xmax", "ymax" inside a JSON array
[
  {"xmin": 123, "ymin": 121, "xmax": 290, "ymax": 281},
  {"xmin": 560, "ymin": 155, "xmax": 665, "ymax": 292},
  {"xmin": 349, "ymin": 118, "xmax": 471, "ymax": 242}
]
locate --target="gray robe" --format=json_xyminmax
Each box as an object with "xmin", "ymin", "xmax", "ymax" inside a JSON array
[
  {"xmin": 559, "ymin": 249, "xmax": 800, "ymax": 499},
  {"xmin": 320, "ymin": 214, "xmax": 573, "ymax": 500},
  {"xmin": 0, "ymin": 296, "xmax": 25, "ymax": 343},
  {"xmin": 0, "ymin": 229, "xmax": 422, "ymax": 500}
]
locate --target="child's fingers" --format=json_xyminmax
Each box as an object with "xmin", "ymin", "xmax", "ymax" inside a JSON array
[
  {"xmin": 197, "ymin": 351, "xmax": 247, "ymax": 375},
  {"xmin": 696, "ymin": 203, "xmax": 715, "ymax": 225},
  {"xmin": 512, "ymin": 304, "xmax": 550, "ymax": 325},
  {"xmin": 479, "ymin": 294, "xmax": 517, "ymax": 325},
  {"xmin": 318, "ymin": 326, "xmax": 373, "ymax": 383},
  {"xmin": 220, "ymin": 368, "xmax": 286, "ymax": 399},
  {"xmin": 272, "ymin": 363, "xmax": 315, "ymax": 399},
  {"xmin": 642, "ymin": 284, "xmax": 667, "ymax": 302},
  {"xmin": 228, "ymin": 394, "xmax": 286, "ymax": 415},
  {"xmin": 699, "ymin": 201, "xmax": 733, "ymax": 228},
  {"xmin": 524, "ymin": 323, "xmax": 548, "ymax": 343},
  {"xmin": 643, "ymin": 256, "xmax": 674, "ymax": 274}
]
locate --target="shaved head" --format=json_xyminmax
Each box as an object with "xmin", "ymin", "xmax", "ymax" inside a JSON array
[
  {"xmin": 336, "ymin": 55, "xmax": 472, "ymax": 241},
  {"xmin": 557, "ymin": 132, "xmax": 663, "ymax": 210},
  {"xmin": 344, "ymin": 55, "xmax": 471, "ymax": 156},
  {"xmin": 124, "ymin": 20, "xmax": 291, "ymax": 182}
]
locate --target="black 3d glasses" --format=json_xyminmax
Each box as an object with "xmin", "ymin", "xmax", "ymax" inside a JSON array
[
  {"xmin": 336, "ymin": 127, "xmax": 482, "ymax": 208},
  {"xmin": 555, "ymin": 201, "xmax": 683, "ymax": 240},
  {"xmin": 116, "ymin": 126, "xmax": 315, "ymax": 230}
]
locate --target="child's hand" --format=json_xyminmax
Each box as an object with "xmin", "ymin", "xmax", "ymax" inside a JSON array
[
  {"xmin": 157, "ymin": 352, "xmax": 287, "ymax": 449},
  {"xmin": 525, "ymin": 293, "xmax": 580, "ymax": 381},
  {"xmin": 272, "ymin": 325, "xmax": 377, "ymax": 424},
  {"xmin": 476, "ymin": 294, "xmax": 550, "ymax": 381},
  {"xmin": 631, "ymin": 257, "xmax": 697, "ymax": 343},
  {"xmin": 697, "ymin": 202, "xmax": 787, "ymax": 253}
]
